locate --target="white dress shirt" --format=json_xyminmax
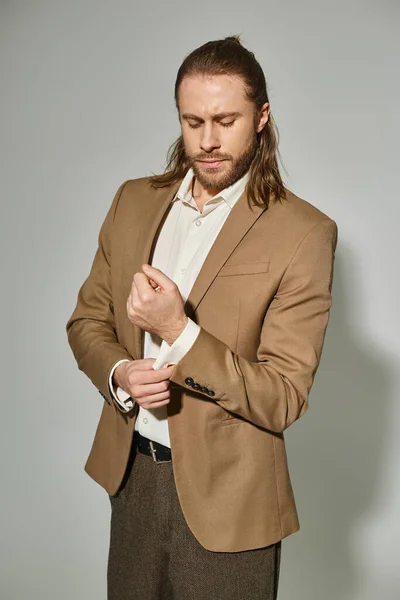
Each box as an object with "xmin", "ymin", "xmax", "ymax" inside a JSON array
[{"xmin": 108, "ymin": 166, "xmax": 249, "ymax": 447}]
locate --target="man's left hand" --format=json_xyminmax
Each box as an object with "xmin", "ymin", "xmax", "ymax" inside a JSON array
[{"xmin": 127, "ymin": 264, "xmax": 188, "ymax": 346}]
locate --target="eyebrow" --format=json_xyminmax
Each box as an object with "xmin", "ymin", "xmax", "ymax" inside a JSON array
[{"xmin": 181, "ymin": 111, "xmax": 242, "ymax": 122}]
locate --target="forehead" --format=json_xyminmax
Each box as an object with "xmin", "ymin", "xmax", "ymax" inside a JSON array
[{"xmin": 178, "ymin": 74, "xmax": 252, "ymax": 115}]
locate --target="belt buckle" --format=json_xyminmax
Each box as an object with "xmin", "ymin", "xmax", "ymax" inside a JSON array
[{"xmin": 149, "ymin": 440, "xmax": 171, "ymax": 464}]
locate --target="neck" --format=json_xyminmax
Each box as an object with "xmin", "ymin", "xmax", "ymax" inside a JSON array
[{"xmin": 191, "ymin": 176, "xmax": 221, "ymax": 208}]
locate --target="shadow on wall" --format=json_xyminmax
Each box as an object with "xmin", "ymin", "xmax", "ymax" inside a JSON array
[{"xmin": 280, "ymin": 245, "xmax": 393, "ymax": 600}]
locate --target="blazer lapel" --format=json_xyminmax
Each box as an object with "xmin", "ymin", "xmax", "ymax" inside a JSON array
[
  {"xmin": 132, "ymin": 178, "xmax": 267, "ymax": 359},
  {"xmin": 184, "ymin": 195, "xmax": 266, "ymax": 318}
]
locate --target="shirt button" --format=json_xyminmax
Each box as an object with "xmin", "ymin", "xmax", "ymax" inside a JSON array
[
  {"xmin": 195, "ymin": 220, "xmax": 202, "ymax": 227},
  {"xmin": 143, "ymin": 417, "xmax": 148, "ymax": 424}
]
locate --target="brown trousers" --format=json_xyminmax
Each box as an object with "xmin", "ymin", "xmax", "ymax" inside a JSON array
[{"xmin": 108, "ymin": 434, "xmax": 281, "ymax": 600}]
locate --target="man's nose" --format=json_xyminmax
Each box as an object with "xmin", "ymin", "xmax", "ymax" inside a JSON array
[{"xmin": 200, "ymin": 124, "xmax": 221, "ymax": 152}]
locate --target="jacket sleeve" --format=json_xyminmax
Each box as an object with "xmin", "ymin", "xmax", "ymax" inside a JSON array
[
  {"xmin": 169, "ymin": 217, "xmax": 338, "ymax": 433},
  {"xmin": 65, "ymin": 180, "xmax": 134, "ymax": 409}
]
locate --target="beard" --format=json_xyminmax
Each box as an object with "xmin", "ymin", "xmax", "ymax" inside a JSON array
[{"xmin": 185, "ymin": 134, "xmax": 258, "ymax": 191}]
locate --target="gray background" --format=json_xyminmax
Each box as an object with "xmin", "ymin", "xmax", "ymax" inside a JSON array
[{"xmin": 1, "ymin": 1, "xmax": 399, "ymax": 599}]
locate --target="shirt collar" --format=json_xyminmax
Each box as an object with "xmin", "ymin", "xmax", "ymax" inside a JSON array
[{"xmin": 172, "ymin": 166, "xmax": 249, "ymax": 210}]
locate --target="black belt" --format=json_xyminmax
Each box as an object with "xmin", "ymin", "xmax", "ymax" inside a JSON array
[{"xmin": 133, "ymin": 431, "xmax": 172, "ymax": 463}]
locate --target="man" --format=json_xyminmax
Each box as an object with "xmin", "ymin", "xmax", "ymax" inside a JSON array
[{"xmin": 66, "ymin": 35, "xmax": 338, "ymax": 600}]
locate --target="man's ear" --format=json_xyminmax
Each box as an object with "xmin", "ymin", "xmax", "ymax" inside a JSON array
[{"xmin": 256, "ymin": 102, "xmax": 270, "ymax": 133}]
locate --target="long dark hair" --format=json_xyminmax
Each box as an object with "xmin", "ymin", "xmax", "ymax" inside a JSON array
[{"xmin": 149, "ymin": 35, "xmax": 288, "ymax": 209}]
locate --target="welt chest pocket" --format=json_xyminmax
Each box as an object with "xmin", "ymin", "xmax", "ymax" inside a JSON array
[{"xmin": 217, "ymin": 261, "xmax": 270, "ymax": 277}]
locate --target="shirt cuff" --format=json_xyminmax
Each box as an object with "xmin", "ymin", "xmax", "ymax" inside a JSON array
[
  {"xmin": 108, "ymin": 359, "xmax": 134, "ymax": 412},
  {"xmin": 153, "ymin": 318, "xmax": 201, "ymax": 370}
]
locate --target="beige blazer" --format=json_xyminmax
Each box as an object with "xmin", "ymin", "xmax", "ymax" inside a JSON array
[{"xmin": 66, "ymin": 175, "xmax": 338, "ymax": 552}]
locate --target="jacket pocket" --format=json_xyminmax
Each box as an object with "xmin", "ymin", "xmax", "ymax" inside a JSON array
[{"xmin": 217, "ymin": 261, "xmax": 270, "ymax": 277}]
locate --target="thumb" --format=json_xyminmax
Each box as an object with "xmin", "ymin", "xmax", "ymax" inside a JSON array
[{"xmin": 142, "ymin": 264, "xmax": 170, "ymax": 288}]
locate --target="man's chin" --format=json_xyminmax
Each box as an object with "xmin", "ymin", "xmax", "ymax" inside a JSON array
[{"xmin": 192, "ymin": 163, "xmax": 234, "ymax": 190}]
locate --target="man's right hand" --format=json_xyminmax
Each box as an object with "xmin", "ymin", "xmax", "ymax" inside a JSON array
[{"xmin": 113, "ymin": 359, "xmax": 174, "ymax": 409}]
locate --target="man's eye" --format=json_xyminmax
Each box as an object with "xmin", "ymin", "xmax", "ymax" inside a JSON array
[{"xmin": 187, "ymin": 121, "xmax": 235, "ymax": 129}]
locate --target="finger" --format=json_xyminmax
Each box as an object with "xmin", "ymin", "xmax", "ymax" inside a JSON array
[
  {"xmin": 149, "ymin": 278, "xmax": 158, "ymax": 289},
  {"xmin": 137, "ymin": 389, "xmax": 171, "ymax": 405},
  {"xmin": 133, "ymin": 272, "xmax": 153, "ymax": 299},
  {"xmin": 131, "ymin": 379, "xmax": 169, "ymax": 398},
  {"xmin": 130, "ymin": 360, "xmax": 174, "ymax": 374},
  {"xmin": 140, "ymin": 358, "xmax": 165, "ymax": 368},
  {"xmin": 126, "ymin": 292, "xmax": 133, "ymax": 311},
  {"xmin": 141, "ymin": 397, "xmax": 171, "ymax": 409},
  {"xmin": 127, "ymin": 282, "xmax": 139, "ymax": 310},
  {"xmin": 146, "ymin": 366, "xmax": 174, "ymax": 382},
  {"xmin": 141, "ymin": 359, "xmax": 174, "ymax": 371},
  {"xmin": 126, "ymin": 290, "xmax": 138, "ymax": 319},
  {"xmin": 142, "ymin": 264, "xmax": 174, "ymax": 290},
  {"xmin": 129, "ymin": 279, "xmax": 137, "ymax": 295}
]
